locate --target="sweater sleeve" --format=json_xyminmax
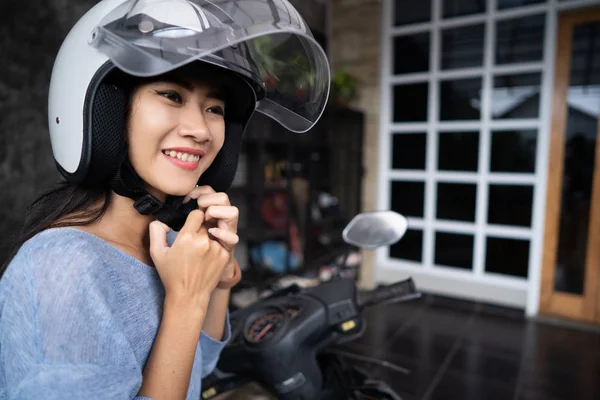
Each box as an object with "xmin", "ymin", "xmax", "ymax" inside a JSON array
[
  {"xmin": 199, "ymin": 310, "xmax": 232, "ymax": 378},
  {"xmin": 0, "ymin": 242, "xmax": 150, "ymax": 400}
]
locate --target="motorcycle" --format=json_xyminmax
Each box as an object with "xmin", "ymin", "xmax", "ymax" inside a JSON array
[{"xmin": 201, "ymin": 211, "xmax": 421, "ymax": 400}]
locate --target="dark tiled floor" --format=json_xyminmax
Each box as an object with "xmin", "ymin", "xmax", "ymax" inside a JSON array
[{"xmin": 338, "ymin": 293, "xmax": 600, "ymax": 400}]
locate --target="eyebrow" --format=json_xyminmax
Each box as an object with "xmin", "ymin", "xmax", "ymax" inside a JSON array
[
  {"xmin": 159, "ymin": 76, "xmax": 226, "ymax": 101},
  {"xmin": 165, "ymin": 76, "xmax": 194, "ymax": 91}
]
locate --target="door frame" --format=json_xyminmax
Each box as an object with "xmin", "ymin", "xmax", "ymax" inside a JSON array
[{"xmin": 539, "ymin": 6, "xmax": 600, "ymax": 323}]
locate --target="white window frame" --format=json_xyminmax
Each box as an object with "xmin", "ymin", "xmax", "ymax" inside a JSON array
[{"xmin": 376, "ymin": 0, "xmax": 599, "ymax": 314}]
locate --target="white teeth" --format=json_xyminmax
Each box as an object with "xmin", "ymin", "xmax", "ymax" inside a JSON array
[{"xmin": 163, "ymin": 150, "xmax": 200, "ymax": 163}]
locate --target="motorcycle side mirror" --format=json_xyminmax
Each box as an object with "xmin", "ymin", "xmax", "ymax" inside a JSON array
[{"xmin": 342, "ymin": 211, "xmax": 408, "ymax": 249}]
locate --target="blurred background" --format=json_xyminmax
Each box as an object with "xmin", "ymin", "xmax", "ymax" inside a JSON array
[{"xmin": 3, "ymin": 0, "xmax": 600, "ymax": 398}]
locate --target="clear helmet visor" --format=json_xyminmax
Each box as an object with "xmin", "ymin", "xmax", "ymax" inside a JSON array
[{"xmin": 89, "ymin": 0, "xmax": 330, "ymax": 132}]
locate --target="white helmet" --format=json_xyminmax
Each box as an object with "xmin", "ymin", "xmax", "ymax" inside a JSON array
[{"xmin": 47, "ymin": 0, "xmax": 330, "ymax": 229}]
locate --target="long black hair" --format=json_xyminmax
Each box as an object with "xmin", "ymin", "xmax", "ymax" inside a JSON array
[
  {"xmin": 0, "ymin": 71, "xmax": 138, "ymax": 278},
  {"xmin": 0, "ymin": 181, "xmax": 114, "ymax": 278}
]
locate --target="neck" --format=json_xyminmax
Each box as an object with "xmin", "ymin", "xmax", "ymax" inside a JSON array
[{"xmin": 90, "ymin": 191, "xmax": 157, "ymax": 251}]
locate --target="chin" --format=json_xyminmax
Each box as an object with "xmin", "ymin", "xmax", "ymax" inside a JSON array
[
  {"xmin": 164, "ymin": 183, "xmax": 197, "ymax": 197},
  {"xmin": 152, "ymin": 177, "xmax": 198, "ymax": 198}
]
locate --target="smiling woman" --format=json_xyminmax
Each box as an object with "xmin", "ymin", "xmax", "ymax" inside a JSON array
[
  {"xmin": 125, "ymin": 72, "xmax": 231, "ymax": 199},
  {"xmin": 0, "ymin": 0, "xmax": 330, "ymax": 399}
]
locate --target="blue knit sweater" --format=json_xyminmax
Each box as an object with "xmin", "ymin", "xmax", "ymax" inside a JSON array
[{"xmin": 0, "ymin": 227, "xmax": 230, "ymax": 400}]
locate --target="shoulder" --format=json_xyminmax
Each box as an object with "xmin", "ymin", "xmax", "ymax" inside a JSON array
[
  {"xmin": 2, "ymin": 228, "xmax": 112, "ymax": 291},
  {"xmin": 15, "ymin": 227, "xmax": 106, "ymax": 266}
]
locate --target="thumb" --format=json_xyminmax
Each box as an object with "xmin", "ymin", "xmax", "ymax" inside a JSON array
[{"xmin": 149, "ymin": 220, "xmax": 171, "ymax": 261}]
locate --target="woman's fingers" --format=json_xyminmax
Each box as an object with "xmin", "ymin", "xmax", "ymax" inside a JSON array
[
  {"xmin": 182, "ymin": 185, "xmax": 216, "ymax": 204},
  {"xmin": 196, "ymin": 192, "xmax": 231, "ymax": 209},
  {"xmin": 182, "ymin": 186, "xmax": 239, "ymax": 251},
  {"xmin": 148, "ymin": 220, "xmax": 171, "ymax": 261},
  {"xmin": 208, "ymin": 227, "xmax": 239, "ymax": 250},
  {"xmin": 204, "ymin": 205, "xmax": 239, "ymax": 232},
  {"xmin": 179, "ymin": 209, "xmax": 205, "ymax": 234}
]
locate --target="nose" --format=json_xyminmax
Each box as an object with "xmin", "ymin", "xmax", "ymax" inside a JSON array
[{"xmin": 177, "ymin": 107, "xmax": 212, "ymax": 143}]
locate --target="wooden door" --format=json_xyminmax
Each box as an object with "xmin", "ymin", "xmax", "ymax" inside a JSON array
[{"xmin": 540, "ymin": 7, "xmax": 600, "ymax": 323}]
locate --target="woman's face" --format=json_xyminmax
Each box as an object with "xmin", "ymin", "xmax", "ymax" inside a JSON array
[{"xmin": 126, "ymin": 73, "xmax": 226, "ymax": 200}]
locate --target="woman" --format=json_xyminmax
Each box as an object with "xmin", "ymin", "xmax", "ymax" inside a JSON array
[{"xmin": 0, "ymin": 0, "xmax": 330, "ymax": 399}]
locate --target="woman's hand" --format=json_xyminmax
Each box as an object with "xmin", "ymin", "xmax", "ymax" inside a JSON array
[
  {"xmin": 183, "ymin": 185, "xmax": 239, "ymax": 281},
  {"xmin": 143, "ymin": 210, "xmax": 229, "ymax": 399},
  {"xmin": 149, "ymin": 210, "xmax": 229, "ymax": 305}
]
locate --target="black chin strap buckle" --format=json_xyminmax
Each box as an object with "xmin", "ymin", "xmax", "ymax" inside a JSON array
[{"xmin": 134, "ymin": 194, "xmax": 163, "ymax": 215}]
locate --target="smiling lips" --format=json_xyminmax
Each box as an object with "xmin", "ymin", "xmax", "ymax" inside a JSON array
[{"xmin": 162, "ymin": 148, "xmax": 205, "ymax": 171}]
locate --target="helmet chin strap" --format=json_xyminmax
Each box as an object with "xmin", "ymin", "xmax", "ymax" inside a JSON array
[{"xmin": 110, "ymin": 154, "xmax": 194, "ymax": 231}]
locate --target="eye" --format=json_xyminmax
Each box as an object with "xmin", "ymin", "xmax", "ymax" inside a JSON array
[
  {"xmin": 207, "ymin": 105, "xmax": 225, "ymax": 117},
  {"xmin": 155, "ymin": 90, "xmax": 182, "ymax": 104}
]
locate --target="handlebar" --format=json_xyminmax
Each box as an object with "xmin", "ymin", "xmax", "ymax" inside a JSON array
[{"xmin": 357, "ymin": 278, "xmax": 420, "ymax": 309}]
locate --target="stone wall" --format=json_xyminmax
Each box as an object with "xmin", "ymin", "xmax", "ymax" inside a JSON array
[
  {"xmin": 0, "ymin": 0, "xmax": 98, "ymax": 261},
  {"xmin": 330, "ymin": 0, "xmax": 383, "ymax": 289}
]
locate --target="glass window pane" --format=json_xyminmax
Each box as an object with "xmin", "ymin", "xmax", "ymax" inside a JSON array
[
  {"xmin": 390, "ymin": 181, "xmax": 425, "ymax": 218},
  {"xmin": 392, "ymin": 133, "xmax": 427, "ymax": 170},
  {"xmin": 394, "ymin": 83, "xmax": 429, "ymax": 122},
  {"xmin": 490, "ymin": 130, "xmax": 537, "ymax": 173},
  {"xmin": 395, "ymin": 0, "xmax": 431, "ymax": 26},
  {"xmin": 569, "ymin": 22, "xmax": 600, "ymax": 87},
  {"xmin": 438, "ymin": 131, "xmax": 479, "ymax": 171},
  {"xmin": 554, "ymin": 21, "xmax": 600, "ymax": 295},
  {"xmin": 492, "ymin": 73, "xmax": 542, "ymax": 119},
  {"xmin": 488, "ymin": 185, "xmax": 534, "ymax": 227},
  {"xmin": 437, "ymin": 183, "xmax": 477, "ymax": 222},
  {"xmin": 443, "ymin": 0, "xmax": 486, "ymax": 18},
  {"xmin": 485, "ymin": 237, "xmax": 530, "ymax": 278},
  {"xmin": 390, "ymin": 229, "xmax": 423, "ymax": 262},
  {"xmin": 496, "ymin": 14, "xmax": 545, "ymax": 64},
  {"xmin": 498, "ymin": 0, "xmax": 545, "ymax": 10},
  {"xmin": 435, "ymin": 232, "xmax": 474, "ymax": 270},
  {"xmin": 441, "ymin": 24, "xmax": 485, "ymax": 70},
  {"xmin": 394, "ymin": 33, "xmax": 430, "ymax": 74},
  {"xmin": 440, "ymin": 78, "xmax": 482, "ymax": 121}
]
